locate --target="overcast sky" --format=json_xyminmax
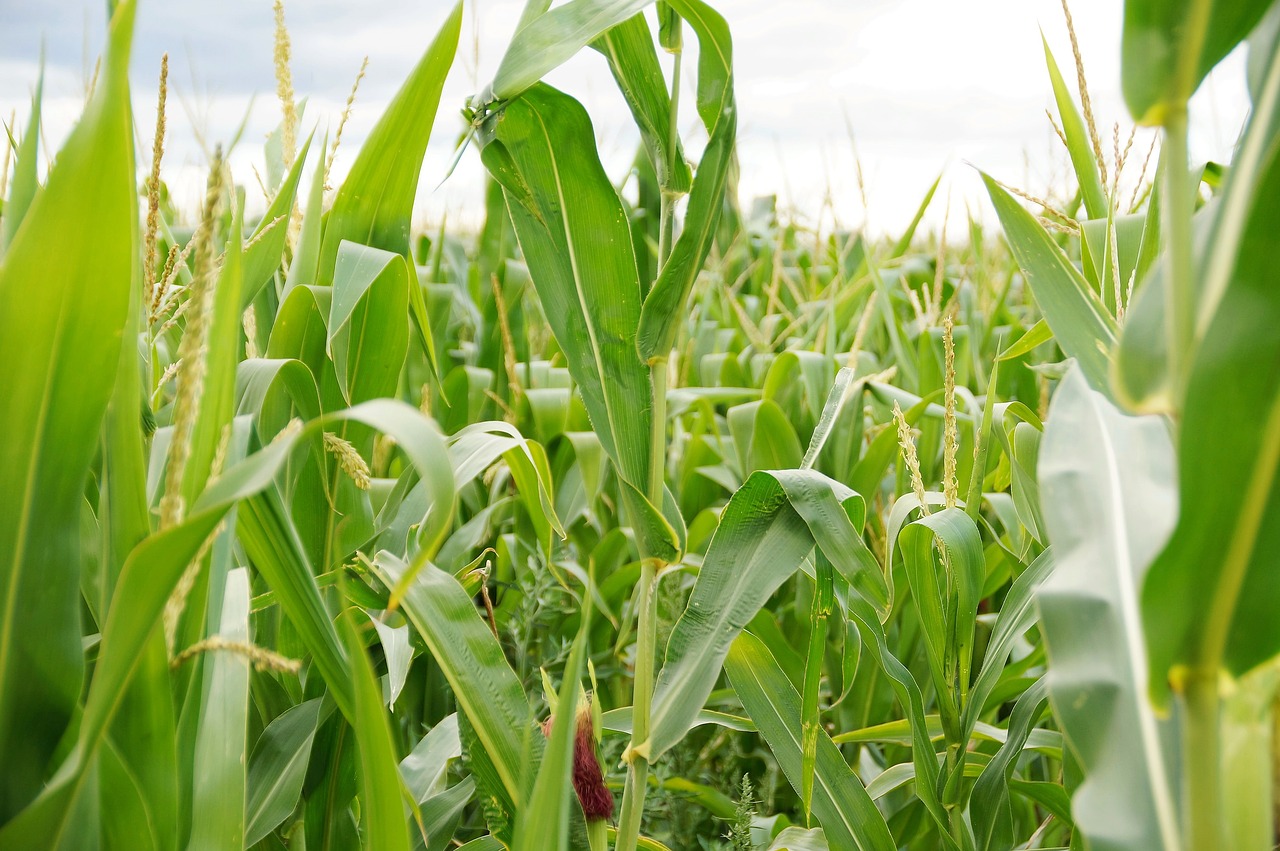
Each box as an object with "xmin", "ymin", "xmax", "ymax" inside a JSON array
[{"xmin": 0, "ymin": 0, "xmax": 1253, "ymax": 235}]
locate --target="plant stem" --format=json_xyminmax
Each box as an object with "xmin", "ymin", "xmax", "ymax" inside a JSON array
[
  {"xmin": 1162, "ymin": 106, "xmax": 1194, "ymax": 404},
  {"xmin": 616, "ymin": 32, "xmax": 685, "ymax": 851},
  {"xmin": 616, "ymin": 558, "xmax": 656, "ymax": 851},
  {"xmin": 1184, "ymin": 666, "xmax": 1223, "ymax": 851}
]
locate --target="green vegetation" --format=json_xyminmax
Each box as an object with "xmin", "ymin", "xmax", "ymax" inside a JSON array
[{"xmin": 1, "ymin": 0, "xmax": 1277, "ymax": 848}]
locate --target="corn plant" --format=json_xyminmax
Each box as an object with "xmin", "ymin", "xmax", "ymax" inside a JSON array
[{"xmin": 1, "ymin": 0, "xmax": 1278, "ymax": 849}]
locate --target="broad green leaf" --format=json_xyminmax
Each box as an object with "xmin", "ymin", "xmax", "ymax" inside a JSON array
[
  {"xmin": 244, "ymin": 699, "xmax": 322, "ymax": 846},
  {"xmin": 636, "ymin": 0, "xmax": 736, "ymax": 363},
  {"xmin": 371, "ymin": 553, "xmax": 532, "ymax": 810},
  {"xmin": 591, "ymin": 14, "xmax": 692, "ymax": 195},
  {"xmin": 477, "ymin": 83, "xmax": 676, "ymax": 561},
  {"xmin": 1141, "ymin": 134, "xmax": 1280, "ymax": 693},
  {"xmin": 188, "ymin": 568, "xmax": 252, "ymax": 850},
  {"xmin": 767, "ymin": 827, "xmax": 829, "ymax": 851},
  {"xmin": 341, "ymin": 604, "xmax": 412, "ymax": 851},
  {"xmin": 982, "ymin": 173, "xmax": 1117, "ymax": 393},
  {"xmin": 1043, "ymin": 37, "xmax": 1107, "ymax": 219},
  {"xmin": 1115, "ymin": 25, "xmax": 1280, "ymax": 411},
  {"xmin": 646, "ymin": 469, "xmax": 888, "ymax": 760},
  {"xmin": 400, "ymin": 715, "xmax": 461, "ymax": 805},
  {"xmin": 485, "ymin": 0, "xmax": 653, "ymax": 102},
  {"xmin": 328, "ymin": 240, "xmax": 411, "ymax": 405},
  {"xmin": 1037, "ymin": 366, "xmax": 1180, "ymax": 851},
  {"xmin": 0, "ymin": 0, "xmax": 136, "ymax": 820},
  {"xmin": 726, "ymin": 632, "xmax": 895, "ymax": 851},
  {"xmin": 318, "ymin": 2, "xmax": 462, "ymax": 283},
  {"xmin": 1122, "ymin": 0, "xmax": 1271, "ymax": 124}
]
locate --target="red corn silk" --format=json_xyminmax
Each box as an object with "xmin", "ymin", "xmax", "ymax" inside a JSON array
[{"xmin": 541, "ymin": 700, "xmax": 614, "ymax": 821}]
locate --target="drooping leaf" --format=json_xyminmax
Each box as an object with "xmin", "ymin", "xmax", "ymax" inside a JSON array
[
  {"xmin": 646, "ymin": 469, "xmax": 887, "ymax": 760},
  {"xmin": 477, "ymin": 83, "xmax": 676, "ymax": 561}
]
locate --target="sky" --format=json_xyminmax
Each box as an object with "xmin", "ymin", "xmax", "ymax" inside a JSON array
[{"xmin": 0, "ymin": 0, "xmax": 1254, "ymax": 236}]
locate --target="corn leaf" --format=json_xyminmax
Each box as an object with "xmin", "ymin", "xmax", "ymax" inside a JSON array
[
  {"xmin": 646, "ymin": 469, "xmax": 888, "ymax": 760},
  {"xmin": 485, "ymin": 0, "xmax": 653, "ymax": 102},
  {"xmin": 341, "ymin": 604, "xmax": 413, "ymax": 851},
  {"xmin": 1115, "ymin": 21, "xmax": 1280, "ymax": 411},
  {"xmin": 1036, "ymin": 366, "xmax": 1181, "ymax": 851},
  {"xmin": 370, "ymin": 553, "xmax": 533, "ymax": 811},
  {"xmin": 0, "ymin": 0, "xmax": 137, "ymax": 820},
  {"xmin": 1122, "ymin": 0, "xmax": 1271, "ymax": 124},
  {"xmin": 636, "ymin": 0, "xmax": 736, "ymax": 363},
  {"xmin": 726, "ymin": 631, "xmax": 894, "ymax": 851},
  {"xmin": 318, "ymin": 2, "xmax": 462, "ymax": 283},
  {"xmin": 982, "ymin": 173, "xmax": 1117, "ymax": 393},
  {"xmin": 477, "ymin": 83, "xmax": 677, "ymax": 561},
  {"xmin": 187, "ymin": 568, "xmax": 252, "ymax": 849},
  {"xmin": 1042, "ymin": 37, "xmax": 1107, "ymax": 220},
  {"xmin": 1141, "ymin": 134, "xmax": 1280, "ymax": 696}
]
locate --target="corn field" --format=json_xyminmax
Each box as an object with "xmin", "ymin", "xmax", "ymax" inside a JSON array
[{"xmin": 1, "ymin": 0, "xmax": 1278, "ymax": 848}]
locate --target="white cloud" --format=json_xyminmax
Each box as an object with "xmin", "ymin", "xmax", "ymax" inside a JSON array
[{"xmin": 0, "ymin": 0, "xmax": 1253, "ymax": 236}]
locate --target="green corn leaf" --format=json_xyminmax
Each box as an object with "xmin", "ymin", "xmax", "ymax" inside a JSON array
[
  {"xmin": 767, "ymin": 827, "xmax": 830, "ymax": 851},
  {"xmin": 242, "ymin": 132, "xmax": 312, "ymax": 307},
  {"xmin": 969, "ymin": 678, "xmax": 1051, "ymax": 851},
  {"xmin": 591, "ymin": 14, "xmax": 692, "ymax": 195},
  {"xmin": 982, "ymin": 172, "xmax": 1117, "ymax": 393},
  {"xmin": 244, "ymin": 699, "xmax": 323, "ymax": 846},
  {"xmin": 726, "ymin": 631, "xmax": 895, "ymax": 851},
  {"xmin": 0, "ymin": 401, "xmax": 452, "ymax": 847},
  {"xmin": 477, "ymin": 83, "xmax": 677, "ymax": 561},
  {"xmin": 284, "ymin": 130, "xmax": 329, "ymax": 293},
  {"xmin": 1042, "ymin": 37, "xmax": 1107, "ymax": 220},
  {"xmin": 1115, "ymin": 20, "xmax": 1280, "ymax": 411},
  {"xmin": 897, "ymin": 508, "xmax": 985, "ymax": 732},
  {"xmin": 636, "ymin": 0, "xmax": 736, "ymax": 364},
  {"xmin": 319, "ymin": 2, "xmax": 462, "ymax": 284},
  {"xmin": 187, "ymin": 568, "xmax": 252, "ymax": 850},
  {"xmin": 400, "ymin": 715, "xmax": 461, "ymax": 806},
  {"xmin": 1122, "ymin": 0, "xmax": 1272, "ymax": 124},
  {"xmin": 0, "ymin": 0, "xmax": 137, "ymax": 820},
  {"xmin": 646, "ymin": 469, "xmax": 888, "ymax": 761},
  {"xmin": 175, "ymin": 200, "xmax": 245, "ymax": 512},
  {"xmin": 370, "ymin": 553, "xmax": 533, "ymax": 811},
  {"xmin": 328, "ymin": 240, "xmax": 411, "ymax": 405},
  {"xmin": 1141, "ymin": 133, "xmax": 1280, "ymax": 696},
  {"xmin": 485, "ymin": 0, "xmax": 653, "ymax": 102},
  {"xmin": 341, "ymin": 604, "xmax": 412, "ymax": 851},
  {"xmin": 1036, "ymin": 366, "xmax": 1181, "ymax": 851},
  {"xmin": 1, "ymin": 63, "xmax": 41, "ymax": 251}
]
